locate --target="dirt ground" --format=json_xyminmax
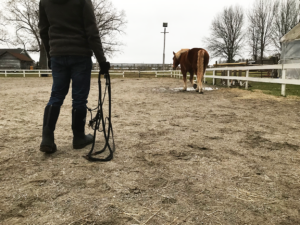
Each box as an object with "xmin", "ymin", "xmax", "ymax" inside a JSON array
[{"xmin": 1, "ymin": 77, "xmax": 300, "ymax": 225}]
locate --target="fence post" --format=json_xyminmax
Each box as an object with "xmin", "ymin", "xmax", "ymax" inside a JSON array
[
  {"xmin": 39, "ymin": 70, "xmax": 41, "ymax": 77},
  {"xmin": 281, "ymin": 69, "xmax": 286, "ymax": 96},
  {"xmin": 155, "ymin": 71, "xmax": 157, "ymax": 78},
  {"xmin": 123, "ymin": 72, "xmax": 125, "ymax": 78},
  {"xmin": 227, "ymin": 70, "xmax": 230, "ymax": 87},
  {"xmin": 5, "ymin": 70, "xmax": 7, "ymax": 77},
  {"xmin": 213, "ymin": 70, "xmax": 215, "ymax": 85},
  {"xmin": 245, "ymin": 70, "xmax": 249, "ymax": 90},
  {"xmin": 23, "ymin": 70, "xmax": 25, "ymax": 77}
]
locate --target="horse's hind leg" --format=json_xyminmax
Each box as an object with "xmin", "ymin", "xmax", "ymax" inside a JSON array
[
  {"xmin": 200, "ymin": 75, "xmax": 204, "ymax": 94},
  {"xmin": 195, "ymin": 70, "xmax": 201, "ymax": 92},
  {"xmin": 182, "ymin": 72, "xmax": 187, "ymax": 91},
  {"xmin": 196, "ymin": 69, "xmax": 204, "ymax": 94},
  {"xmin": 197, "ymin": 50, "xmax": 205, "ymax": 94},
  {"xmin": 196, "ymin": 74, "xmax": 203, "ymax": 94},
  {"xmin": 189, "ymin": 71, "xmax": 196, "ymax": 89}
]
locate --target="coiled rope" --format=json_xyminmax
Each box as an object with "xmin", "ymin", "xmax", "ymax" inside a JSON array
[{"xmin": 84, "ymin": 71, "xmax": 115, "ymax": 161}]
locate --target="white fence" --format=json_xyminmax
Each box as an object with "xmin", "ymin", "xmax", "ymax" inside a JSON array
[
  {"xmin": 0, "ymin": 70, "xmax": 53, "ymax": 77},
  {"xmin": 0, "ymin": 70, "xmax": 172, "ymax": 78},
  {"xmin": 2, "ymin": 64, "xmax": 300, "ymax": 96},
  {"xmin": 172, "ymin": 63, "xmax": 300, "ymax": 96}
]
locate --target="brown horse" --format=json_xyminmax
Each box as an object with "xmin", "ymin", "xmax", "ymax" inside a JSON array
[{"xmin": 173, "ymin": 48, "xmax": 210, "ymax": 93}]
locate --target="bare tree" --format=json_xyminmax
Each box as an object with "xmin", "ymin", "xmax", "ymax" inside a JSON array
[
  {"xmin": 272, "ymin": 0, "xmax": 299, "ymax": 54},
  {"xmin": 204, "ymin": 5, "xmax": 244, "ymax": 63},
  {"xmin": 247, "ymin": 24, "xmax": 260, "ymax": 61},
  {"xmin": 92, "ymin": 0, "xmax": 126, "ymax": 57},
  {"xmin": 0, "ymin": 29, "xmax": 6, "ymax": 43},
  {"xmin": 3, "ymin": 0, "xmax": 47, "ymax": 68},
  {"xmin": 3, "ymin": 0, "xmax": 126, "ymax": 68},
  {"xmin": 248, "ymin": 0, "xmax": 277, "ymax": 63},
  {"xmin": 0, "ymin": 14, "xmax": 9, "ymax": 43},
  {"xmin": 0, "ymin": 29, "xmax": 8, "ymax": 44}
]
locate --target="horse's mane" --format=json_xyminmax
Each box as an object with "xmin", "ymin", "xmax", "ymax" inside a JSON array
[{"xmin": 175, "ymin": 49, "xmax": 189, "ymax": 59}]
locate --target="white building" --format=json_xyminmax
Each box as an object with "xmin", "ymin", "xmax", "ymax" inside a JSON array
[{"xmin": 280, "ymin": 23, "xmax": 300, "ymax": 79}]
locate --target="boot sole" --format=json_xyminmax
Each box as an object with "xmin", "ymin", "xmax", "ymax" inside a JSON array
[{"xmin": 40, "ymin": 145, "xmax": 57, "ymax": 154}]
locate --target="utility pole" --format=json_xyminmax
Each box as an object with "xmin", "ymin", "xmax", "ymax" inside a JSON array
[{"xmin": 161, "ymin": 23, "xmax": 169, "ymax": 70}]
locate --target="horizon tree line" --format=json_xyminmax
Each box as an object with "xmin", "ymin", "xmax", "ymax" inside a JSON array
[{"xmin": 205, "ymin": 0, "xmax": 300, "ymax": 64}]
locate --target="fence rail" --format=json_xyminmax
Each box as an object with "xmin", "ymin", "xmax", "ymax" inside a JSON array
[
  {"xmin": 172, "ymin": 63, "xmax": 300, "ymax": 96},
  {"xmin": 1, "ymin": 63, "xmax": 300, "ymax": 96},
  {"xmin": 0, "ymin": 70, "xmax": 173, "ymax": 78}
]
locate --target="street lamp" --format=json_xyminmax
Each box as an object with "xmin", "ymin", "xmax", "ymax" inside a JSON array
[{"xmin": 161, "ymin": 23, "xmax": 169, "ymax": 70}]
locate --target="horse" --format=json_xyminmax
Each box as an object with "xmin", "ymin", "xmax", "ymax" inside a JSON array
[{"xmin": 172, "ymin": 48, "xmax": 210, "ymax": 93}]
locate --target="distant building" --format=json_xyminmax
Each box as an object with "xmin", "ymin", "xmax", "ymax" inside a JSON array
[
  {"xmin": 0, "ymin": 49, "xmax": 34, "ymax": 70},
  {"xmin": 280, "ymin": 23, "xmax": 300, "ymax": 79}
]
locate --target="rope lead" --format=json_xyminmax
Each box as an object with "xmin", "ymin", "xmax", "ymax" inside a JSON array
[{"xmin": 84, "ymin": 71, "xmax": 115, "ymax": 162}]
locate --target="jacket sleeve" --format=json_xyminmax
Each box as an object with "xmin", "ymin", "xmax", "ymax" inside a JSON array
[
  {"xmin": 83, "ymin": 0, "xmax": 106, "ymax": 63},
  {"xmin": 38, "ymin": 0, "xmax": 51, "ymax": 60}
]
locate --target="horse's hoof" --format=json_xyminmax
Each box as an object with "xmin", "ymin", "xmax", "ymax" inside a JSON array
[
  {"xmin": 193, "ymin": 84, "xmax": 197, "ymax": 89},
  {"xmin": 199, "ymin": 91, "xmax": 204, "ymax": 94}
]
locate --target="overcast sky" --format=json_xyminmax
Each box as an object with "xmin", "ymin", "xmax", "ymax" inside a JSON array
[
  {"xmin": 1, "ymin": 0, "xmax": 258, "ymax": 64},
  {"xmin": 109, "ymin": 0, "xmax": 257, "ymax": 64}
]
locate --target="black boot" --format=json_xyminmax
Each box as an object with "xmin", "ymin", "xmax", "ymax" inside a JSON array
[
  {"xmin": 72, "ymin": 108, "xmax": 94, "ymax": 149},
  {"xmin": 40, "ymin": 105, "xmax": 60, "ymax": 153}
]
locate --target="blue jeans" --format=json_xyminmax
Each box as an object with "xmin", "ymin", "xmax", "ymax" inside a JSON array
[{"xmin": 47, "ymin": 56, "xmax": 92, "ymax": 110}]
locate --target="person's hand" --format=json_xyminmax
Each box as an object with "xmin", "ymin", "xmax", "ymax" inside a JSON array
[
  {"xmin": 48, "ymin": 60, "xmax": 52, "ymax": 69},
  {"xmin": 99, "ymin": 61, "xmax": 110, "ymax": 75}
]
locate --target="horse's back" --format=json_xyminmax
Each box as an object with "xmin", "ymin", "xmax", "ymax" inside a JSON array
[{"xmin": 187, "ymin": 48, "xmax": 209, "ymax": 63}]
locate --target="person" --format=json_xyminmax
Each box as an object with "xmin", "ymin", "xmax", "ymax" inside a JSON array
[{"xmin": 38, "ymin": 0, "xmax": 110, "ymax": 154}]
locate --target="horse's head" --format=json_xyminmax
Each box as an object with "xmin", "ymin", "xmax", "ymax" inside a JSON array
[{"xmin": 172, "ymin": 51, "xmax": 180, "ymax": 70}]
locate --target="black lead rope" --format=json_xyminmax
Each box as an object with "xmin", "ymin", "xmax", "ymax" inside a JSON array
[{"xmin": 84, "ymin": 71, "xmax": 115, "ymax": 162}]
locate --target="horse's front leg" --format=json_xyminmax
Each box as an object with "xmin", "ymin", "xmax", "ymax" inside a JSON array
[{"xmin": 182, "ymin": 72, "xmax": 187, "ymax": 91}]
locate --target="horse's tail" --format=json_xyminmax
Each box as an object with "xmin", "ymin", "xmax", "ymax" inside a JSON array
[{"xmin": 197, "ymin": 50, "xmax": 204, "ymax": 81}]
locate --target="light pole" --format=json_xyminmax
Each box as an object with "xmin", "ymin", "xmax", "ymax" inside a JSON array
[{"xmin": 161, "ymin": 23, "xmax": 169, "ymax": 70}]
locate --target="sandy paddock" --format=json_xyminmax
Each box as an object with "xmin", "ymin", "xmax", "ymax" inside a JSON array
[{"xmin": 1, "ymin": 77, "xmax": 300, "ymax": 224}]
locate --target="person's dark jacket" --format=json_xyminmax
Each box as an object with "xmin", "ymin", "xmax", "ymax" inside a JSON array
[{"xmin": 39, "ymin": 0, "xmax": 106, "ymax": 63}]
